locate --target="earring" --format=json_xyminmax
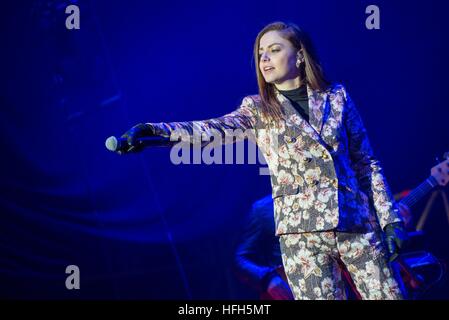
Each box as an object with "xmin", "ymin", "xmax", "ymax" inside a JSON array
[{"xmin": 296, "ymin": 53, "xmax": 304, "ymax": 68}]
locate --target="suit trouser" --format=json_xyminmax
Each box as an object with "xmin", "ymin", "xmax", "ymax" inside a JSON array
[{"xmin": 279, "ymin": 230, "xmax": 403, "ymax": 300}]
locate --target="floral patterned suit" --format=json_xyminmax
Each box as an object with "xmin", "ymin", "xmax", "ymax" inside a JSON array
[{"xmin": 148, "ymin": 83, "xmax": 403, "ymax": 299}]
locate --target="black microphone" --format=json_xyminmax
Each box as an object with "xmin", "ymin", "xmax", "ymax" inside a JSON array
[{"xmin": 105, "ymin": 136, "xmax": 170, "ymax": 154}]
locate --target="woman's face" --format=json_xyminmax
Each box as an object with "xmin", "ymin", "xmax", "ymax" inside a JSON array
[{"xmin": 258, "ymin": 30, "xmax": 299, "ymax": 87}]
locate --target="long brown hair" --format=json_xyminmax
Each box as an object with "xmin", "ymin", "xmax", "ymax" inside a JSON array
[{"xmin": 254, "ymin": 22, "xmax": 329, "ymax": 124}]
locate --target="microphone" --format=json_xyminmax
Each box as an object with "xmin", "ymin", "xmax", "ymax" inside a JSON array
[{"xmin": 105, "ymin": 136, "xmax": 170, "ymax": 154}]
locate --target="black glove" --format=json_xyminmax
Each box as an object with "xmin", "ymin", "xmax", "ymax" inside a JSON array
[
  {"xmin": 384, "ymin": 221, "xmax": 409, "ymax": 262},
  {"xmin": 120, "ymin": 123, "xmax": 155, "ymax": 153}
]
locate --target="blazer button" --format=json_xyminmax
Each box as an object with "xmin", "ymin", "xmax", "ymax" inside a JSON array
[{"xmin": 322, "ymin": 153, "xmax": 329, "ymax": 160}]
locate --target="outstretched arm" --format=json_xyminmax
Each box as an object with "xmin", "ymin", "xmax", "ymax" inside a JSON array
[
  {"xmin": 149, "ymin": 96, "xmax": 258, "ymax": 146},
  {"xmin": 119, "ymin": 96, "xmax": 259, "ymax": 153}
]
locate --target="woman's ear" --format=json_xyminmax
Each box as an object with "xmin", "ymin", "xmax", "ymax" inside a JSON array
[{"xmin": 296, "ymin": 50, "xmax": 304, "ymax": 62}]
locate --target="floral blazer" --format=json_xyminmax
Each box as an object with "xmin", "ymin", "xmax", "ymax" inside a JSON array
[{"xmin": 148, "ymin": 83, "xmax": 402, "ymax": 235}]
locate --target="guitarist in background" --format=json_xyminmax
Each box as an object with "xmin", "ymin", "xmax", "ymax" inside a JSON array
[
  {"xmin": 233, "ymin": 195, "xmax": 361, "ymax": 300},
  {"xmin": 234, "ymin": 155, "xmax": 448, "ymax": 299},
  {"xmin": 392, "ymin": 155, "xmax": 449, "ymax": 297},
  {"xmin": 233, "ymin": 195, "xmax": 293, "ymax": 300}
]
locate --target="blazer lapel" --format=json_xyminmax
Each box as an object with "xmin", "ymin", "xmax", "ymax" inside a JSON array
[
  {"xmin": 275, "ymin": 85, "xmax": 330, "ymax": 138},
  {"xmin": 307, "ymin": 85, "xmax": 329, "ymax": 136}
]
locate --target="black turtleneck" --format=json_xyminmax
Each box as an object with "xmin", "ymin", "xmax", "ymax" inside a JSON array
[{"xmin": 278, "ymin": 84, "xmax": 309, "ymax": 122}]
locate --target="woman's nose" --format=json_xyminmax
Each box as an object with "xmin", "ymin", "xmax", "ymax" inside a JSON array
[{"xmin": 261, "ymin": 52, "xmax": 269, "ymax": 61}]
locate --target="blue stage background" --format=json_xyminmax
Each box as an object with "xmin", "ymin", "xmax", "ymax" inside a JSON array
[{"xmin": 1, "ymin": 0, "xmax": 448, "ymax": 299}]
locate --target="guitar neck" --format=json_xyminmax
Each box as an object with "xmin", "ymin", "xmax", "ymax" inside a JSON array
[{"xmin": 400, "ymin": 176, "xmax": 439, "ymax": 208}]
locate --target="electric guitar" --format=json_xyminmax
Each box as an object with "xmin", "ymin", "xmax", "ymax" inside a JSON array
[{"xmin": 398, "ymin": 153, "xmax": 449, "ymax": 211}]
